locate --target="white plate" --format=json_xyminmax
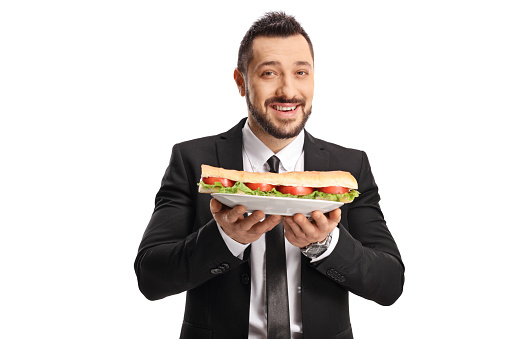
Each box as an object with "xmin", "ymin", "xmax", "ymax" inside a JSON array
[{"xmin": 211, "ymin": 193, "xmax": 343, "ymax": 217}]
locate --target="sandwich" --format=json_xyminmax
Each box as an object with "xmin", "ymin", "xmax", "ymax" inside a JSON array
[{"xmin": 198, "ymin": 164, "xmax": 359, "ymax": 203}]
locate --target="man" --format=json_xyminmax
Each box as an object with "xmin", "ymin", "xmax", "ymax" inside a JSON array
[{"xmin": 135, "ymin": 11, "xmax": 404, "ymax": 339}]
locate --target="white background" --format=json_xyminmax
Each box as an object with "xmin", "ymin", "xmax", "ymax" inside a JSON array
[{"xmin": 1, "ymin": 1, "xmax": 508, "ymax": 338}]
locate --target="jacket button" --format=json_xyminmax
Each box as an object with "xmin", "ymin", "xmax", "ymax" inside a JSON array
[
  {"xmin": 326, "ymin": 269, "xmax": 346, "ymax": 282},
  {"xmin": 218, "ymin": 263, "xmax": 230, "ymax": 271},
  {"xmin": 211, "ymin": 268, "xmax": 223, "ymax": 275},
  {"xmin": 241, "ymin": 274, "xmax": 250, "ymax": 285},
  {"xmin": 326, "ymin": 269, "xmax": 337, "ymax": 278}
]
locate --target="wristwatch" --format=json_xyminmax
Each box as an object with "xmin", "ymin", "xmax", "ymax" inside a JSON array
[{"xmin": 300, "ymin": 233, "xmax": 333, "ymax": 259}]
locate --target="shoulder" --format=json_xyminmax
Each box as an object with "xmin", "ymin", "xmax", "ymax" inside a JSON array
[
  {"xmin": 305, "ymin": 132, "xmax": 368, "ymax": 171},
  {"xmin": 173, "ymin": 133, "xmax": 222, "ymax": 154},
  {"xmin": 311, "ymin": 134, "xmax": 364, "ymax": 156},
  {"xmin": 171, "ymin": 118, "xmax": 245, "ymax": 155},
  {"xmin": 306, "ymin": 133, "xmax": 379, "ymax": 205},
  {"xmin": 164, "ymin": 119, "xmax": 245, "ymax": 182}
]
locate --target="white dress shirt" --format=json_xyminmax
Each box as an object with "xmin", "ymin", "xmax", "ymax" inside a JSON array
[{"xmin": 217, "ymin": 121, "xmax": 339, "ymax": 338}]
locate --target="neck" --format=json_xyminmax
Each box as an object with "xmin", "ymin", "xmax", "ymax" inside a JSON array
[{"xmin": 247, "ymin": 116, "xmax": 297, "ymax": 154}]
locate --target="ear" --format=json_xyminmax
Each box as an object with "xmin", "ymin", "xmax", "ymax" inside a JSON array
[{"xmin": 233, "ymin": 68, "xmax": 246, "ymax": 97}]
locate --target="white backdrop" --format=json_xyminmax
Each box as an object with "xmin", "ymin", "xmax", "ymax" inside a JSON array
[{"xmin": 1, "ymin": 1, "xmax": 508, "ymax": 338}]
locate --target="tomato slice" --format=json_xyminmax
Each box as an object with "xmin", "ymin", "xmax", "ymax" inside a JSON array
[
  {"xmin": 245, "ymin": 183, "xmax": 276, "ymax": 192},
  {"xmin": 202, "ymin": 177, "xmax": 236, "ymax": 187},
  {"xmin": 277, "ymin": 185, "xmax": 314, "ymax": 196},
  {"xmin": 318, "ymin": 186, "xmax": 350, "ymax": 194}
]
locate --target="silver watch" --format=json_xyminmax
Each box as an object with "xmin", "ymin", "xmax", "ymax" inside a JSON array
[{"xmin": 301, "ymin": 233, "xmax": 332, "ymax": 259}]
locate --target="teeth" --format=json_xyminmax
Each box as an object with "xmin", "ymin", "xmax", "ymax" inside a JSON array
[{"xmin": 275, "ymin": 105, "xmax": 297, "ymax": 111}]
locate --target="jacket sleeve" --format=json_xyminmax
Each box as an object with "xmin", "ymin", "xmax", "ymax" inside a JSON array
[
  {"xmin": 134, "ymin": 144, "xmax": 244, "ymax": 301},
  {"xmin": 311, "ymin": 151, "xmax": 405, "ymax": 306}
]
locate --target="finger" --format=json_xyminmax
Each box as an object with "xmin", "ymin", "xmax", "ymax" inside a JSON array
[
  {"xmin": 311, "ymin": 211, "xmax": 330, "ymax": 232},
  {"xmin": 262, "ymin": 214, "xmax": 282, "ymax": 231},
  {"xmin": 249, "ymin": 214, "xmax": 281, "ymax": 234},
  {"xmin": 224, "ymin": 205, "xmax": 247, "ymax": 223},
  {"xmin": 328, "ymin": 208, "xmax": 342, "ymax": 224},
  {"xmin": 210, "ymin": 198, "xmax": 224, "ymax": 215},
  {"xmin": 295, "ymin": 213, "xmax": 322, "ymax": 236},
  {"xmin": 236, "ymin": 210, "xmax": 265, "ymax": 231},
  {"xmin": 284, "ymin": 215, "xmax": 308, "ymax": 238},
  {"xmin": 283, "ymin": 222, "xmax": 298, "ymax": 243}
]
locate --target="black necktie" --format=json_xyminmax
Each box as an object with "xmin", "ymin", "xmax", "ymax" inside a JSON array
[{"xmin": 265, "ymin": 155, "xmax": 291, "ymax": 338}]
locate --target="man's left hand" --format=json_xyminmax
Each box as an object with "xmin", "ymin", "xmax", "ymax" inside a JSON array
[{"xmin": 282, "ymin": 208, "xmax": 341, "ymax": 248}]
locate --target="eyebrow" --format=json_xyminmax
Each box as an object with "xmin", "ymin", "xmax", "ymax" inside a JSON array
[
  {"xmin": 254, "ymin": 60, "xmax": 312, "ymax": 72},
  {"xmin": 295, "ymin": 61, "xmax": 312, "ymax": 67}
]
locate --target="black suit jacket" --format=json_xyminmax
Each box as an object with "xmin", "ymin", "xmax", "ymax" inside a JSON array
[{"xmin": 135, "ymin": 118, "xmax": 404, "ymax": 339}]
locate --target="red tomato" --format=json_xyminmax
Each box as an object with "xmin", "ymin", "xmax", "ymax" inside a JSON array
[
  {"xmin": 318, "ymin": 186, "xmax": 350, "ymax": 194},
  {"xmin": 202, "ymin": 177, "xmax": 235, "ymax": 187},
  {"xmin": 277, "ymin": 185, "xmax": 314, "ymax": 196},
  {"xmin": 245, "ymin": 183, "xmax": 276, "ymax": 191}
]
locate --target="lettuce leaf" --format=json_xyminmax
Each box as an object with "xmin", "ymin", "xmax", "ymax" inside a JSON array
[{"xmin": 199, "ymin": 181, "xmax": 360, "ymax": 202}]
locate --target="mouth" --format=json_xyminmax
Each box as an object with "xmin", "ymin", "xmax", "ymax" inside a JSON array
[{"xmin": 269, "ymin": 103, "xmax": 300, "ymax": 117}]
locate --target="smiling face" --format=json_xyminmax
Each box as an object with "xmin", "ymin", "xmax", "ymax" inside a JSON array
[{"xmin": 235, "ymin": 34, "xmax": 314, "ymax": 141}]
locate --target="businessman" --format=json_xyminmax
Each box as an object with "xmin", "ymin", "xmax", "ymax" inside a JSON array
[{"xmin": 135, "ymin": 11, "xmax": 404, "ymax": 339}]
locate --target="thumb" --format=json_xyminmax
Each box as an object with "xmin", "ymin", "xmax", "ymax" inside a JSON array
[{"xmin": 210, "ymin": 198, "xmax": 224, "ymax": 215}]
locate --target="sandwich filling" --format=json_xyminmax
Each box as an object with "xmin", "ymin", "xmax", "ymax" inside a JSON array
[{"xmin": 199, "ymin": 180, "xmax": 359, "ymax": 202}]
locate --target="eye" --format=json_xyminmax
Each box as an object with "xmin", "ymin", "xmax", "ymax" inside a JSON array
[
  {"xmin": 261, "ymin": 70, "xmax": 275, "ymax": 77},
  {"xmin": 296, "ymin": 70, "xmax": 308, "ymax": 76}
]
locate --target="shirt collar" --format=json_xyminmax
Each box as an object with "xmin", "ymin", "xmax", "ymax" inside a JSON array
[{"xmin": 242, "ymin": 120, "xmax": 305, "ymax": 173}]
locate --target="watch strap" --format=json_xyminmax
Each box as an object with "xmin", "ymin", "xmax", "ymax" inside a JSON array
[{"xmin": 301, "ymin": 232, "xmax": 333, "ymax": 259}]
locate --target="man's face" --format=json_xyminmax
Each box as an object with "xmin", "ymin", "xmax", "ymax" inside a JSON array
[{"xmin": 240, "ymin": 35, "xmax": 314, "ymax": 139}]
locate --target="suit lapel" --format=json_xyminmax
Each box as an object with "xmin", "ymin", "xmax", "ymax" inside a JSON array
[
  {"xmin": 302, "ymin": 131, "xmax": 332, "ymax": 338},
  {"xmin": 216, "ymin": 122, "xmax": 329, "ymax": 172},
  {"xmin": 216, "ymin": 118, "xmax": 246, "ymax": 171},
  {"xmin": 303, "ymin": 131, "xmax": 330, "ymax": 171}
]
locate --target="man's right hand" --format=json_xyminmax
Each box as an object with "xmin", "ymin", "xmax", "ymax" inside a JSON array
[{"xmin": 210, "ymin": 198, "xmax": 282, "ymax": 244}]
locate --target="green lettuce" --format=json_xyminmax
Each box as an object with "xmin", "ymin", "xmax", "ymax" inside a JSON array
[{"xmin": 199, "ymin": 181, "xmax": 360, "ymax": 202}]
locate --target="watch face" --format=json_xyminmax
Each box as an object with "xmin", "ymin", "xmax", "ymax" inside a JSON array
[
  {"xmin": 304, "ymin": 245, "xmax": 327, "ymax": 258},
  {"xmin": 302, "ymin": 233, "xmax": 332, "ymax": 258},
  {"xmin": 309, "ymin": 246, "xmax": 327, "ymax": 254}
]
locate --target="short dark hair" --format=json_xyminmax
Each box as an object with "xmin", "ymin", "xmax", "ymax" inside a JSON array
[{"xmin": 237, "ymin": 11, "xmax": 314, "ymax": 76}]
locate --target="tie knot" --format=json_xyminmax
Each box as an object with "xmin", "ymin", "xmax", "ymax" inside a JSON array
[{"xmin": 266, "ymin": 155, "xmax": 280, "ymax": 173}]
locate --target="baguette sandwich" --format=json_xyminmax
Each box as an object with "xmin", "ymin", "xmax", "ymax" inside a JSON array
[{"xmin": 198, "ymin": 164, "xmax": 359, "ymax": 203}]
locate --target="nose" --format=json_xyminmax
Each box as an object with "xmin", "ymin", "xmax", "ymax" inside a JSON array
[{"xmin": 275, "ymin": 74, "xmax": 298, "ymax": 99}]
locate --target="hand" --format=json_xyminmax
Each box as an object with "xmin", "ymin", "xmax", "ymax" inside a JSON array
[
  {"xmin": 283, "ymin": 208, "xmax": 341, "ymax": 248},
  {"xmin": 210, "ymin": 198, "xmax": 282, "ymax": 244}
]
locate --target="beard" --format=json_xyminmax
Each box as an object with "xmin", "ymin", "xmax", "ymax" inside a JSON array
[{"xmin": 246, "ymin": 88, "xmax": 312, "ymax": 139}]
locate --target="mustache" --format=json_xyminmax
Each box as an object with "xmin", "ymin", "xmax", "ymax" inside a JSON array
[{"xmin": 265, "ymin": 97, "xmax": 306, "ymax": 107}]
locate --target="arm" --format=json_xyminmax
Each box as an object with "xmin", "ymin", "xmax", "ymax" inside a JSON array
[
  {"xmin": 134, "ymin": 144, "xmax": 282, "ymax": 301},
  {"xmin": 134, "ymin": 144, "xmax": 244, "ymax": 300},
  {"xmin": 314, "ymin": 151, "xmax": 404, "ymax": 305},
  {"xmin": 285, "ymin": 151, "xmax": 404, "ymax": 305}
]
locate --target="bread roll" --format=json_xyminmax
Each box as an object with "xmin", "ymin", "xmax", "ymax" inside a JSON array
[{"xmin": 200, "ymin": 164, "xmax": 358, "ymax": 189}]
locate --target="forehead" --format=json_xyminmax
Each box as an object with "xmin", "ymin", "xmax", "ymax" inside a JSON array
[{"xmin": 249, "ymin": 35, "xmax": 314, "ymax": 71}]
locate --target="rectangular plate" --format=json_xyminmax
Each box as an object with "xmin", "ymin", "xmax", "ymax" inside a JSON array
[{"xmin": 211, "ymin": 193, "xmax": 343, "ymax": 217}]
